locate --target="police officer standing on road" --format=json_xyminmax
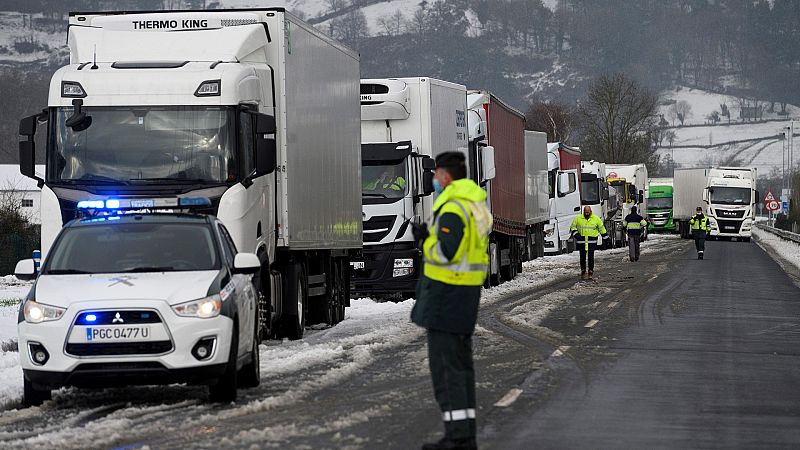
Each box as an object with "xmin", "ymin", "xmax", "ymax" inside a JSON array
[
  {"xmin": 411, "ymin": 151, "xmax": 491, "ymax": 450},
  {"xmin": 622, "ymin": 206, "xmax": 648, "ymax": 262},
  {"xmin": 570, "ymin": 206, "xmax": 610, "ymax": 280},
  {"xmin": 690, "ymin": 206, "xmax": 709, "ymax": 259}
]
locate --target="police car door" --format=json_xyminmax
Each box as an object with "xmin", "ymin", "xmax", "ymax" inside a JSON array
[{"xmin": 218, "ymin": 223, "xmax": 257, "ymax": 357}]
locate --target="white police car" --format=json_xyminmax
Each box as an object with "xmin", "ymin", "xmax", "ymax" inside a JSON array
[{"xmin": 15, "ymin": 199, "xmax": 261, "ymax": 406}]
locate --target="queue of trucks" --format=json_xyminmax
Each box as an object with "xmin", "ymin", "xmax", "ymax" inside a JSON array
[{"xmin": 12, "ymin": 9, "xmax": 761, "ymax": 404}]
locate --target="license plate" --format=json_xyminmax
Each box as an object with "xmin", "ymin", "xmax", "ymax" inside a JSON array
[
  {"xmin": 69, "ymin": 324, "xmax": 168, "ymax": 343},
  {"xmin": 724, "ymin": 226, "xmax": 736, "ymax": 230},
  {"xmin": 130, "ymin": 199, "xmax": 155, "ymax": 208},
  {"xmin": 351, "ymin": 261, "xmax": 365, "ymax": 270}
]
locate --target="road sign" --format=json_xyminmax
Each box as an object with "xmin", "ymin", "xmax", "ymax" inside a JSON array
[
  {"xmin": 766, "ymin": 200, "xmax": 780, "ymax": 211},
  {"xmin": 783, "ymin": 201, "xmax": 789, "ymax": 211},
  {"xmin": 764, "ymin": 191, "xmax": 776, "ymax": 202}
]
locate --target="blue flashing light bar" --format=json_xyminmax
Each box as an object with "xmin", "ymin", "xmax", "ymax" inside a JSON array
[
  {"xmin": 76, "ymin": 197, "xmax": 211, "ymax": 211},
  {"xmin": 85, "ymin": 314, "xmax": 97, "ymax": 322},
  {"xmin": 179, "ymin": 197, "xmax": 212, "ymax": 207}
]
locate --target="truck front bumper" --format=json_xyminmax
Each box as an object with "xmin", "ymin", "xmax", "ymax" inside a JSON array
[{"xmin": 350, "ymin": 242, "xmax": 421, "ymax": 297}]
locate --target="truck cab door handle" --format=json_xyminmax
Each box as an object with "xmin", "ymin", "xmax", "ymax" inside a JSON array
[{"xmin": 574, "ymin": 207, "xmax": 580, "ymax": 212}]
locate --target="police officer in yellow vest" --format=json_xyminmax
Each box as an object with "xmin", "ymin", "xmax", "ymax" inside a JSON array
[
  {"xmin": 570, "ymin": 206, "xmax": 609, "ymax": 280},
  {"xmin": 411, "ymin": 152, "xmax": 491, "ymax": 450},
  {"xmin": 690, "ymin": 206, "xmax": 709, "ymax": 259},
  {"xmin": 622, "ymin": 206, "xmax": 648, "ymax": 262}
]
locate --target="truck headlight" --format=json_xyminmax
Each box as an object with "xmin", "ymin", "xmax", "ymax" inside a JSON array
[
  {"xmin": 393, "ymin": 258, "xmax": 414, "ymax": 268},
  {"xmin": 172, "ymin": 294, "xmax": 222, "ymax": 318},
  {"xmin": 393, "ymin": 268, "xmax": 414, "ymax": 277},
  {"xmin": 23, "ymin": 300, "xmax": 66, "ymax": 324},
  {"xmin": 544, "ymin": 226, "xmax": 554, "ymax": 237}
]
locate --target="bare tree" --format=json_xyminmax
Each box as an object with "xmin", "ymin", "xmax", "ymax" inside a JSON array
[
  {"xmin": 326, "ymin": 0, "xmax": 348, "ymax": 14},
  {"xmin": 579, "ymin": 73, "xmax": 660, "ymax": 170},
  {"xmin": 378, "ymin": 10, "xmax": 405, "ymax": 36},
  {"xmin": 671, "ymin": 100, "xmax": 692, "ymax": 126},
  {"xmin": 525, "ymin": 99, "xmax": 578, "ymax": 142},
  {"xmin": 331, "ymin": 10, "xmax": 369, "ymax": 46}
]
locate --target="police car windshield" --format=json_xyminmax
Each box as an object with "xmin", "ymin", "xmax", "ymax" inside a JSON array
[
  {"xmin": 362, "ymin": 161, "xmax": 407, "ymax": 200},
  {"xmin": 49, "ymin": 106, "xmax": 236, "ymax": 185},
  {"xmin": 44, "ymin": 222, "xmax": 220, "ymax": 274},
  {"xmin": 710, "ymin": 187, "xmax": 750, "ymax": 205}
]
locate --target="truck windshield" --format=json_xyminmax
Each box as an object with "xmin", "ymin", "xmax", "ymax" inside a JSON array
[
  {"xmin": 362, "ymin": 161, "xmax": 407, "ymax": 201},
  {"xmin": 44, "ymin": 222, "xmax": 220, "ymax": 274},
  {"xmin": 48, "ymin": 106, "xmax": 236, "ymax": 185},
  {"xmin": 581, "ymin": 180, "xmax": 600, "ymax": 205},
  {"xmin": 648, "ymin": 197, "xmax": 673, "ymax": 209},
  {"xmin": 710, "ymin": 187, "xmax": 751, "ymax": 205}
]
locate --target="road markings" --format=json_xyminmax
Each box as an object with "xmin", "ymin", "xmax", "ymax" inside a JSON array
[
  {"xmin": 648, "ymin": 275, "xmax": 658, "ymax": 283},
  {"xmin": 607, "ymin": 301, "xmax": 618, "ymax": 309},
  {"xmin": 494, "ymin": 388, "xmax": 523, "ymax": 407},
  {"xmin": 551, "ymin": 345, "xmax": 571, "ymax": 357},
  {"xmin": 584, "ymin": 319, "xmax": 599, "ymax": 328}
]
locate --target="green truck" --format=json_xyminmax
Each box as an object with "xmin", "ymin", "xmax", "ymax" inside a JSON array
[{"xmin": 647, "ymin": 178, "xmax": 675, "ymax": 232}]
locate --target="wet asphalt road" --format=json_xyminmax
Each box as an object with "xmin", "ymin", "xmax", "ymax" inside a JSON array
[{"xmin": 489, "ymin": 238, "xmax": 800, "ymax": 449}]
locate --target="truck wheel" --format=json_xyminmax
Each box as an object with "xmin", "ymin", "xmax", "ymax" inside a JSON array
[
  {"xmin": 238, "ymin": 311, "xmax": 261, "ymax": 389},
  {"xmin": 209, "ymin": 323, "xmax": 239, "ymax": 403},
  {"xmin": 281, "ymin": 264, "xmax": 307, "ymax": 340},
  {"xmin": 23, "ymin": 378, "xmax": 51, "ymax": 407},
  {"xmin": 324, "ymin": 259, "xmax": 345, "ymax": 326}
]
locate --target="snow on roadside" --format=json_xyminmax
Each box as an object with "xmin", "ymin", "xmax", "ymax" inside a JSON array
[{"xmin": 752, "ymin": 227, "xmax": 800, "ymax": 274}]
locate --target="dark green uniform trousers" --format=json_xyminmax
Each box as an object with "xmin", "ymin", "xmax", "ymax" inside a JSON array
[{"xmin": 427, "ymin": 328, "xmax": 476, "ymax": 440}]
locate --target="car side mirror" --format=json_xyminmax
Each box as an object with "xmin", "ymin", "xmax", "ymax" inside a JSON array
[
  {"xmin": 15, "ymin": 259, "xmax": 36, "ymax": 281},
  {"xmin": 232, "ymin": 253, "xmax": 260, "ymax": 275},
  {"xmin": 256, "ymin": 137, "xmax": 277, "ymax": 175}
]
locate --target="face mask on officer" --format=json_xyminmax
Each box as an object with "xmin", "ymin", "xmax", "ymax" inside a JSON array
[
  {"xmin": 433, "ymin": 168, "xmax": 452, "ymax": 195},
  {"xmin": 696, "ymin": 208, "xmax": 703, "ymax": 216}
]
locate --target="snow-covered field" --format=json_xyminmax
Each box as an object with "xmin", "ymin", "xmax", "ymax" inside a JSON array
[{"xmin": 657, "ymin": 86, "xmax": 799, "ymax": 174}]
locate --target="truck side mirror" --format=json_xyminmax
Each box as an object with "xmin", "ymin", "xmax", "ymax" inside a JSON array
[
  {"xmin": 481, "ymin": 146, "xmax": 496, "ymax": 184},
  {"xmin": 18, "ymin": 112, "xmax": 44, "ymax": 186},
  {"xmin": 19, "ymin": 114, "xmax": 37, "ymax": 136},
  {"xmin": 422, "ymin": 156, "xmax": 435, "ymax": 171},
  {"xmin": 255, "ymin": 114, "xmax": 276, "ymax": 134},
  {"xmin": 256, "ymin": 137, "xmax": 277, "ymax": 175},
  {"xmin": 703, "ymin": 188, "xmax": 709, "ymax": 203},
  {"xmin": 638, "ymin": 190, "xmax": 644, "ymax": 204},
  {"xmin": 422, "ymin": 171, "xmax": 434, "ymax": 195}
]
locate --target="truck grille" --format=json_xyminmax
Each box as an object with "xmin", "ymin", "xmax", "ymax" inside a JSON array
[
  {"xmin": 716, "ymin": 219, "xmax": 742, "ymax": 233},
  {"xmin": 715, "ymin": 209, "xmax": 745, "ymax": 219},
  {"xmin": 66, "ymin": 341, "xmax": 173, "ymax": 356},
  {"xmin": 363, "ymin": 216, "xmax": 396, "ymax": 243}
]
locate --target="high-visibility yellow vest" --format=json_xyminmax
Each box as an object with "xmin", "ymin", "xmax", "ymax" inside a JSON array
[
  {"xmin": 570, "ymin": 214, "xmax": 607, "ymax": 250},
  {"xmin": 690, "ymin": 215, "xmax": 709, "ymax": 231},
  {"xmin": 623, "ymin": 219, "xmax": 648, "ymax": 230},
  {"xmin": 422, "ymin": 179, "xmax": 490, "ymax": 286}
]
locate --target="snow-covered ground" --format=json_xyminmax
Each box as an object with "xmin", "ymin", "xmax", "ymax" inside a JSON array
[
  {"xmin": 753, "ymin": 227, "xmax": 800, "ymax": 275},
  {"xmin": 659, "ymin": 86, "xmax": 800, "ymax": 127}
]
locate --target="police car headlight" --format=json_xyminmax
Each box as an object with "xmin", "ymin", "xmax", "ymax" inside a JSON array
[
  {"xmin": 172, "ymin": 294, "xmax": 222, "ymax": 319},
  {"xmin": 23, "ymin": 300, "xmax": 66, "ymax": 324}
]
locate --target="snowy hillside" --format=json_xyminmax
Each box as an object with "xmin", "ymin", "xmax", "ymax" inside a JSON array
[{"xmin": 657, "ymin": 86, "xmax": 799, "ymax": 175}]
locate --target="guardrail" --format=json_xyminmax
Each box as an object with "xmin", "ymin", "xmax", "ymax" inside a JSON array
[{"xmin": 755, "ymin": 223, "xmax": 800, "ymax": 245}]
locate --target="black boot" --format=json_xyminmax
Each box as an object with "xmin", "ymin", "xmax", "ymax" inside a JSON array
[{"xmin": 422, "ymin": 437, "xmax": 478, "ymax": 450}]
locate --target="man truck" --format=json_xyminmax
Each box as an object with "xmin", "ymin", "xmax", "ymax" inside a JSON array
[
  {"xmin": 544, "ymin": 143, "xmax": 582, "ymax": 254},
  {"xmin": 351, "ymin": 77, "xmax": 467, "ymax": 298},
  {"xmin": 647, "ymin": 178, "xmax": 675, "ymax": 232},
  {"xmin": 606, "ymin": 163, "xmax": 649, "ymax": 246},
  {"xmin": 673, "ymin": 167, "xmax": 758, "ymax": 241},
  {"xmin": 581, "ymin": 160, "xmax": 620, "ymax": 248},
  {"xmin": 18, "ymin": 9, "xmax": 362, "ymax": 339},
  {"xmin": 467, "ymin": 90, "xmax": 528, "ymax": 285}
]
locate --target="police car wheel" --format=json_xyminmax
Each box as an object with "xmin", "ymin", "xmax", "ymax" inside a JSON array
[
  {"xmin": 209, "ymin": 323, "xmax": 239, "ymax": 403},
  {"xmin": 23, "ymin": 378, "xmax": 51, "ymax": 407}
]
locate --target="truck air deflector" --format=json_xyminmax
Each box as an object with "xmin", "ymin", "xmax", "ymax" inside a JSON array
[
  {"xmin": 111, "ymin": 61, "xmax": 189, "ymax": 69},
  {"xmin": 361, "ymin": 141, "xmax": 413, "ymax": 162}
]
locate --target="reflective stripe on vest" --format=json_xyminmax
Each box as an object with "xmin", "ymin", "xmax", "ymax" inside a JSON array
[
  {"xmin": 691, "ymin": 216, "xmax": 709, "ymax": 231},
  {"xmin": 423, "ymin": 199, "xmax": 489, "ymax": 286}
]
